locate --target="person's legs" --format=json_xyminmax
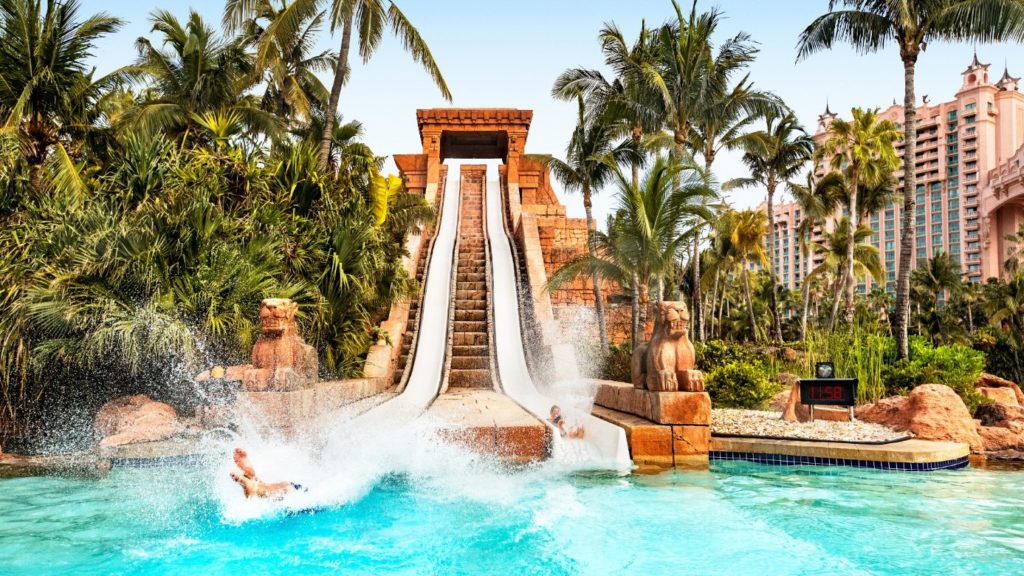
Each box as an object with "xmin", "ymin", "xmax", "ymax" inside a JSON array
[
  {"xmin": 230, "ymin": 471, "xmax": 258, "ymax": 498},
  {"xmin": 233, "ymin": 448, "xmax": 258, "ymax": 479}
]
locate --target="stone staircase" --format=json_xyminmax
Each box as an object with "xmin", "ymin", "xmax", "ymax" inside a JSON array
[{"xmin": 449, "ymin": 168, "xmax": 492, "ymax": 389}]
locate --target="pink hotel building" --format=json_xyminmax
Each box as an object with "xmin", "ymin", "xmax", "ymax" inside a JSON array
[{"xmin": 767, "ymin": 54, "xmax": 1024, "ymax": 294}]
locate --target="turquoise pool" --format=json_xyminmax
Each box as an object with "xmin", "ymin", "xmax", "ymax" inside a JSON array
[{"xmin": 1, "ymin": 461, "xmax": 1021, "ymax": 575}]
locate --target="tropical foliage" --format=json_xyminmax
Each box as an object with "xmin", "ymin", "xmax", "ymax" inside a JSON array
[{"xmin": 0, "ymin": 0, "xmax": 439, "ymax": 445}]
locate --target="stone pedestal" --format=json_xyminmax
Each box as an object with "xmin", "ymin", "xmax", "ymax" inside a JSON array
[{"xmin": 592, "ymin": 380, "xmax": 711, "ymax": 467}]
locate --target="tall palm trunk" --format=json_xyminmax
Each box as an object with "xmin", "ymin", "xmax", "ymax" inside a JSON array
[
  {"xmin": 710, "ymin": 266, "xmax": 721, "ymax": 340},
  {"xmin": 844, "ymin": 167, "xmax": 859, "ymax": 324},
  {"xmin": 765, "ymin": 179, "xmax": 784, "ymax": 342},
  {"xmin": 688, "ymin": 142, "xmax": 706, "ymax": 341},
  {"xmin": 829, "ymin": 272, "xmax": 847, "ymax": 331},
  {"xmin": 582, "ymin": 183, "xmax": 609, "ymax": 352},
  {"xmin": 637, "ymin": 279, "xmax": 651, "ymax": 348},
  {"xmin": 801, "ymin": 279, "xmax": 812, "ymax": 340},
  {"xmin": 317, "ymin": 11, "xmax": 354, "ymax": 171},
  {"xmin": 967, "ymin": 301, "xmax": 974, "ymax": 334},
  {"xmin": 742, "ymin": 266, "xmax": 758, "ymax": 342},
  {"xmin": 893, "ymin": 55, "xmax": 918, "ymax": 360},
  {"xmin": 631, "ymin": 125, "xmax": 643, "ymax": 190},
  {"xmin": 631, "ymin": 275, "xmax": 640, "ymax": 349}
]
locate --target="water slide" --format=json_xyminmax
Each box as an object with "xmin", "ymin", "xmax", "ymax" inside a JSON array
[
  {"xmin": 339, "ymin": 167, "xmax": 462, "ymax": 428},
  {"xmin": 483, "ymin": 176, "xmax": 631, "ymax": 470},
  {"xmin": 334, "ymin": 165, "xmax": 629, "ymax": 470}
]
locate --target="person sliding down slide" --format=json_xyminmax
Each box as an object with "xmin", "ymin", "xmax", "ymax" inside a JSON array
[{"xmin": 230, "ymin": 448, "xmax": 307, "ymax": 500}]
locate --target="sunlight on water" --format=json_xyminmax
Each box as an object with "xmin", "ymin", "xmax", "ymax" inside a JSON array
[{"xmin": 2, "ymin": 461, "xmax": 1022, "ymax": 575}]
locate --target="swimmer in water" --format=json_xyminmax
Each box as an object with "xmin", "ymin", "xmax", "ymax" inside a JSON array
[
  {"xmin": 548, "ymin": 405, "xmax": 585, "ymax": 439},
  {"xmin": 230, "ymin": 447, "xmax": 306, "ymax": 499}
]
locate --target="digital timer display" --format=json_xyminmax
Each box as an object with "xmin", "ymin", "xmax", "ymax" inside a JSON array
[{"xmin": 799, "ymin": 378, "xmax": 857, "ymax": 407}]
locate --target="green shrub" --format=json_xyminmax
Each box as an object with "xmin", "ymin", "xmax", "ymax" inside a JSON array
[
  {"xmin": 697, "ymin": 340, "xmax": 760, "ymax": 373},
  {"xmin": 881, "ymin": 360, "xmax": 921, "ymax": 396},
  {"xmin": 705, "ymin": 361, "xmax": 780, "ymax": 409},
  {"xmin": 602, "ymin": 343, "xmax": 633, "ymax": 383},
  {"xmin": 878, "ymin": 338, "xmax": 987, "ymax": 413}
]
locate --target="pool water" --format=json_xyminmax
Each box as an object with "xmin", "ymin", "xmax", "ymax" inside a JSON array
[{"xmin": 1, "ymin": 461, "xmax": 1022, "ymax": 575}]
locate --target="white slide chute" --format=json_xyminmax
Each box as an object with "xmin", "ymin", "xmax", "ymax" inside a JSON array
[{"xmin": 484, "ymin": 176, "xmax": 631, "ymax": 470}]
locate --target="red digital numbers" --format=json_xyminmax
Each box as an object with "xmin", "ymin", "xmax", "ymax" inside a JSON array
[{"xmin": 809, "ymin": 385, "xmax": 844, "ymax": 401}]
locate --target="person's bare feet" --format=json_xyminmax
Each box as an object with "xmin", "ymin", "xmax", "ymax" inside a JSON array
[
  {"xmin": 233, "ymin": 448, "xmax": 257, "ymax": 479},
  {"xmin": 230, "ymin": 470, "xmax": 257, "ymax": 498}
]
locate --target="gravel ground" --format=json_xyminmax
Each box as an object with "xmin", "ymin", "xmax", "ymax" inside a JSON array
[{"xmin": 711, "ymin": 409, "xmax": 908, "ymax": 443}]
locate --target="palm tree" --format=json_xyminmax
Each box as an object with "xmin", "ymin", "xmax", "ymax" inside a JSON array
[
  {"xmin": 552, "ymin": 21, "xmax": 663, "ymax": 190},
  {"xmin": 816, "ymin": 107, "xmax": 900, "ymax": 324},
  {"xmin": 727, "ymin": 112, "xmax": 813, "ymax": 342},
  {"xmin": 797, "ymin": 0, "xmax": 1024, "ymax": 360},
  {"xmin": 805, "ymin": 217, "xmax": 885, "ymax": 329},
  {"xmin": 649, "ymin": 0, "xmax": 760, "ymax": 342},
  {"xmin": 547, "ymin": 156, "xmax": 711, "ymax": 348},
  {"xmin": 789, "ymin": 171, "xmax": 844, "ymax": 338},
  {"xmin": 229, "ymin": 0, "xmax": 336, "ymax": 124},
  {"xmin": 317, "ymin": 0, "xmax": 450, "ymax": 170},
  {"xmin": 718, "ymin": 208, "xmax": 769, "ymax": 341},
  {"xmin": 911, "ymin": 251, "xmax": 963, "ymax": 310},
  {"xmin": 539, "ymin": 97, "xmax": 641, "ymax": 352},
  {"xmin": 129, "ymin": 10, "xmax": 281, "ymax": 145},
  {"xmin": 0, "ymin": 0, "xmax": 122, "ymax": 192}
]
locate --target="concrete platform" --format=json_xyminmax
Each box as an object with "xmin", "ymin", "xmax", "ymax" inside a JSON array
[
  {"xmin": 426, "ymin": 389, "xmax": 550, "ymax": 463},
  {"xmin": 711, "ymin": 436, "xmax": 970, "ymax": 471}
]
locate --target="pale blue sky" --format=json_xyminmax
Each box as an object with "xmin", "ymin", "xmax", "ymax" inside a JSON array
[{"xmin": 82, "ymin": 0, "xmax": 1024, "ymax": 221}]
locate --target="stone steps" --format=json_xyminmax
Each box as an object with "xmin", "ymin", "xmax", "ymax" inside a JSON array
[{"xmin": 447, "ymin": 171, "xmax": 492, "ymax": 390}]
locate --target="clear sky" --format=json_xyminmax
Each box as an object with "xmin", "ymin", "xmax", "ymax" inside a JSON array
[{"xmin": 81, "ymin": 0, "xmax": 1024, "ymax": 222}]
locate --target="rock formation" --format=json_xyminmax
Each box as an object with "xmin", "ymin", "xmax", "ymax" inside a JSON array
[
  {"xmin": 856, "ymin": 384, "xmax": 984, "ymax": 453},
  {"xmin": 95, "ymin": 395, "xmax": 184, "ymax": 447},
  {"xmin": 631, "ymin": 301, "xmax": 704, "ymax": 392}
]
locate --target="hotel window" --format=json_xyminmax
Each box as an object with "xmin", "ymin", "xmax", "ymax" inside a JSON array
[
  {"xmin": 947, "ymin": 111, "xmax": 958, "ymax": 120},
  {"xmin": 965, "ymin": 127, "xmax": 977, "ymax": 136},
  {"xmin": 947, "ymin": 144, "xmax": 959, "ymax": 153},
  {"xmin": 916, "ymin": 193, "xmax": 925, "ymax": 204},
  {"xmin": 969, "ymin": 264, "xmax": 980, "ymax": 272},
  {"xmin": 885, "ymin": 230, "xmax": 895, "ymax": 241},
  {"xmin": 886, "ymin": 251, "xmax": 895, "ymax": 261},
  {"xmin": 947, "ymin": 133, "xmax": 958, "ymax": 143},
  {"xmin": 932, "ymin": 224, "xmax": 943, "ymax": 233},
  {"xmin": 948, "ymin": 167, "xmax": 959, "ymax": 176},
  {"xmin": 965, "ymin": 102, "xmax": 977, "ymax": 111},
  {"xmin": 916, "ymin": 184, "xmax": 926, "ymax": 193},
  {"xmin": 916, "ymin": 215, "xmax": 926, "ymax": 225},
  {"xmin": 885, "ymin": 241, "xmax": 895, "ymax": 250},
  {"xmin": 948, "ymin": 199, "xmax": 959, "ymax": 209},
  {"xmin": 917, "ymin": 247, "xmax": 927, "ymax": 258},
  {"xmin": 968, "ymin": 242, "xmax": 979, "ymax": 249},
  {"xmin": 965, "ymin": 114, "xmax": 976, "ymax": 124},
  {"xmin": 949, "ymin": 177, "xmax": 959, "ymax": 187},
  {"xmin": 885, "ymin": 209, "xmax": 894, "ymax": 219},
  {"xmin": 948, "ymin": 155, "xmax": 959, "ymax": 165},
  {"xmin": 916, "ymin": 236, "xmax": 925, "ymax": 247},
  {"xmin": 966, "ymin": 160, "xmax": 977, "ymax": 170},
  {"xmin": 966, "ymin": 209, "xmax": 977, "ymax": 218},
  {"xmin": 948, "ymin": 210, "xmax": 959, "ymax": 220},
  {"xmin": 917, "ymin": 225, "xmax": 926, "ymax": 236},
  {"xmin": 949, "ymin": 232, "xmax": 960, "ymax": 243},
  {"xmin": 916, "ymin": 205, "xmax": 925, "ymax": 215},
  {"xmin": 950, "ymin": 244, "xmax": 961, "ymax": 255},
  {"xmin": 931, "ymin": 202, "xmax": 941, "ymax": 213},
  {"xmin": 967, "ymin": 184, "xmax": 977, "ymax": 192}
]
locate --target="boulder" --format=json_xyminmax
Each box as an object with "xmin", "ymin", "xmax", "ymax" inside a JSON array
[
  {"xmin": 979, "ymin": 387, "xmax": 1020, "ymax": 407},
  {"xmin": 975, "ymin": 373, "xmax": 1024, "ymax": 406},
  {"xmin": 856, "ymin": 385, "xmax": 984, "ymax": 453},
  {"xmin": 974, "ymin": 402, "xmax": 1024, "ymax": 427},
  {"xmin": 977, "ymin": 425, "xmax": 1024, "ymax": 452},
  {"xmin": 95, "ymin": 395, "xmax": 184, "ymax": 447}
]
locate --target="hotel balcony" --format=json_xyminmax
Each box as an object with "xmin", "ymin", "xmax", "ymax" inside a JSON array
[
  {"xmin": 964, "ymin": 197, "xmax": 979, "ymax": 208},
  {"xmin": 966, "ymin": 221, "xmax": 980, "ymax": 232},
  {"xmin": 966, "ymin": 234, "xmax": 980, "ymax": 243}
]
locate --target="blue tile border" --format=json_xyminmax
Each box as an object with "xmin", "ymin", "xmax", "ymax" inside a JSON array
[{"xmin": 709, "ymin": 451, "xmax": 970, "ymax": 472}]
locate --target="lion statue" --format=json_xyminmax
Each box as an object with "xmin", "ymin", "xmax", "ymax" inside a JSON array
[
  {"xmin": 631, "ymin": 301, "xmax": 705, "ymax": 392},
  {"xmin": 241, "ymin": 298, "xmax": 319, "ymax": 392}
]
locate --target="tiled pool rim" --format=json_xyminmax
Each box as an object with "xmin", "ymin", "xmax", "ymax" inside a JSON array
[{"xmin": 711, "ymin": 451, "xmax": 970, "ymax": 471}]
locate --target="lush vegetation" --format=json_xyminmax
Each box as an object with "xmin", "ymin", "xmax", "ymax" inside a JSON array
[
  {"xmin": 0, "ymin": 0, "xmax": 448, "ymax": 445},
  {"xmin": 553, "ymin": 1, "xmax": 1024, "ymax": 414}
]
